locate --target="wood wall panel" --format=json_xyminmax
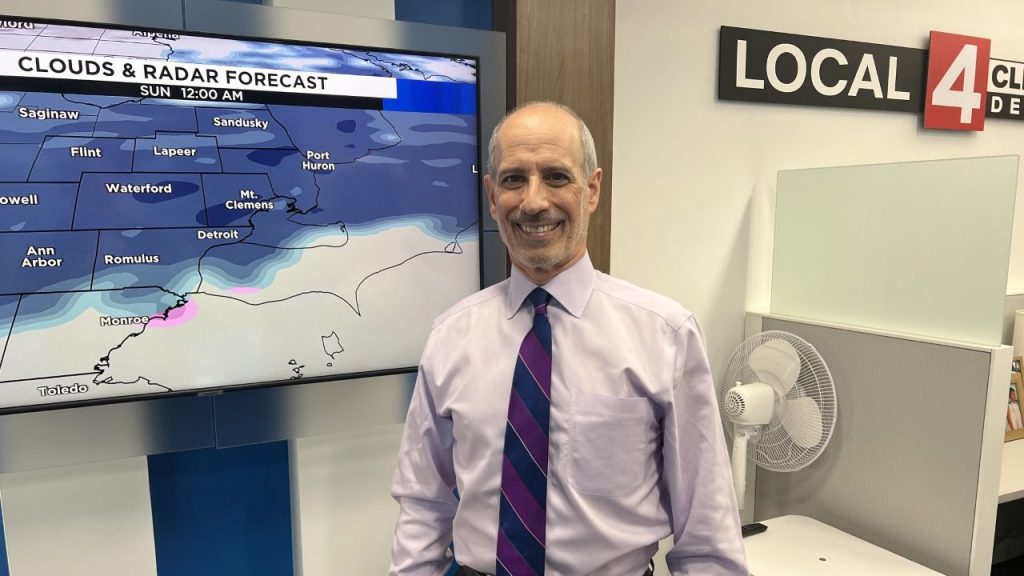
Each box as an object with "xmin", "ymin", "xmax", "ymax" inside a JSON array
[{"xmin": 496, "ymin": 0, "xmax": 615, "ymax": 273}]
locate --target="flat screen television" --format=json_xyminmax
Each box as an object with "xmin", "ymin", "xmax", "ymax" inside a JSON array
[{"xmin": 0, "ymin": 15, "xmax": 481, "ymax": 413}]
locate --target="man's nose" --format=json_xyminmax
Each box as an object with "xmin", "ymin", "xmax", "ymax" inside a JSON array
[{"xmin": 519, "ymin": 176, "xmax": 549, "ymax": 214}]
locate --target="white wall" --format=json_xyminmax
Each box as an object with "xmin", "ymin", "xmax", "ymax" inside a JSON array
[
  {"xmin": 290, "ymin": 425, "xmax": 403, "ymax": 576},
  {"xmin": 613, "ymin": 0, "xmax": 1024, "ymax": 372},
  {"xmin": 0, "ymin": 457, "xmax": 158, "ymax": 576}
]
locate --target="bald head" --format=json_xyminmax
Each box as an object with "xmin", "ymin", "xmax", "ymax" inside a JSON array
[{"xmin": 487, "ymin": 102, "xmax": 598, "ymax": 181}]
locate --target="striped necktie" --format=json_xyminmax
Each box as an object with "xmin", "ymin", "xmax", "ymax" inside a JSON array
[{"xmin": 496, "ymin": 288, "xmax": 552, "ymax": 576}]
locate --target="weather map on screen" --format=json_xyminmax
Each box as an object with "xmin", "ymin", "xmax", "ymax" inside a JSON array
[{"xmin": 0, "ymin": 18, "xmax": 481, "ymax": 411}]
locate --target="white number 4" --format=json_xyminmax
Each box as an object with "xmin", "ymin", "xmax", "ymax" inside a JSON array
[{"xmin": 932, "ymin": 43, "xmax": 982, "ymax": 124}]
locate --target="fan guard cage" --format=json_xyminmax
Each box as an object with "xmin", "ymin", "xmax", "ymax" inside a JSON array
[{"xmin": 718, "ymin": 330, "xmax": 836, "ymax": 472}]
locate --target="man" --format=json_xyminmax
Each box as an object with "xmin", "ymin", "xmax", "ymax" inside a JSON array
[{"xmin": 389, "ymin": 102, "xmax": 747, "ymax": 575}]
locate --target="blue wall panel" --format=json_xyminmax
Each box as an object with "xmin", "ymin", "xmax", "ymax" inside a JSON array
[
  {"xmin": 0, "ymin": 499, "xmax": 9, "ymax": 576},
  {"xmin": 148, "ymin": 442, "xmax": 293, "ymax": 576}
]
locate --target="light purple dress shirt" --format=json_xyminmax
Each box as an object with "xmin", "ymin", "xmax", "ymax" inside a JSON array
[{"xmin": 389, "ymin": 255, "xmax": 748, "ymax": 575}]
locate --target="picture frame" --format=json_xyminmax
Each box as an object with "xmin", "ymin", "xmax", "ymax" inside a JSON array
[
  {"xmin": 1007, "ymin": 372, "xmax": 1024, "ymax": 442},
  {"xmin": 1014, "ymin": 356, "xmax": 1023, "ymax": 375}
]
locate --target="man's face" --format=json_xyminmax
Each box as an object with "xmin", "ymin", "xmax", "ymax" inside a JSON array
[{"xmin": 484, "ymin": 105, "xmax": 601, "ymax": 285}]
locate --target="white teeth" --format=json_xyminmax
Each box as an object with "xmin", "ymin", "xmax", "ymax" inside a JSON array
[{"xmin": 521, "ymin": 223, "xmax": 557, "ymax": 233}]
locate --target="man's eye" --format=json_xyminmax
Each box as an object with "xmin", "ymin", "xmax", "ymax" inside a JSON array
[
  {"xmin": 501, "ymin": 174, "xmax": 525, "ymax": 187},
  {"xmin": 545, "ymin": 173, "xmax": 570, "ymax": 186}
]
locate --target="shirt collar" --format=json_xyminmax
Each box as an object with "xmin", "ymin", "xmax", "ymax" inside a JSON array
[{"xmin": 506, "ymin": 253, "xmax": 594, "ymax": 319}]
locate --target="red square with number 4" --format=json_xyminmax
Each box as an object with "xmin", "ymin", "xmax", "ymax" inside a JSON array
[{"xmin": 924, "ymin": 31, "xmax": 991, "ymax": 131}]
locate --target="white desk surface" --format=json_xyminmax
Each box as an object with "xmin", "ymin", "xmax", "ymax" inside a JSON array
[
  {"xmin": 744, "ymin": 516, "xmax": 942, "ymax": 575},
  {"xmin": 1000, "ymin": 438, "xmax": 1024, "ymax": 503}
]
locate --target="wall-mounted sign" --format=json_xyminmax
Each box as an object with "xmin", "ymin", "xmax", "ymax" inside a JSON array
[
  {"xmin": 989, "ymin": 57, "xmax": 1024, "ymax": 121},
  {"xmin": 923, "ymin": 31, "xmax": 990, "ymax": 131},
  {"xmin": 718, "ymin": 26, "xmax": 1015, "ymax": 132},
  {"xmin": 718, "ymin": 27, "xmax": 924, "ymax": 113}
]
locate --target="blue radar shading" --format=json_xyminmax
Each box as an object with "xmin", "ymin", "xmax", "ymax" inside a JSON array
[
  {"xmin": 93, "ymin": 228, "xmax": 221, "ymax": 294},
  {"xmin": 0, "ymin": 183, "xmax": 77, "ymax": 231},
  {"xmin": 134, "ymin": 133, "xmax": 221, "ymax": 173},
  {"xmin": 95, "ymin": 102, "xmax": 198, "ymax": 138},
  {"xmin": 19, "ymin": 93, "xmax": 103, "ymax": 115},
  {"xmin": 23, "ymin": 289, "xmax": 184, "ymax": 334},
  {"xmin": 200, "ymin": 240, "xmax": 299, "ymax": 286},
  {"xmin": 264, "ymin": 106, "xmax": 384, "ymax": 164},
  {"xmin": 36, "ymin": 289, "xmax": 174, "ymax": 326},
  {"xmin": 0, "ymin": 92, "xmax": 25, "ymax": 112},
  {"xmin": 102, "ymin": 287, "xmax": 183, "ymax": 316},
  {"xmin": 219, "ymin": 148, "xmax": 317, "ymax": 212},
  {"xmin": 195, "ymin": 107, "xmax": 293, "ymax": 149},
  {"xmin": 202, "ymin": 173, "xmax": 276, "ymax": 226},
  {"xmin": 0, "ymin": 94, "xmax": 98, "ymax": 143},
  {"xmin": 7, "ymin": 291, "xmax": 76, "ymax": 328},
  {"xmin": 0, "ymin": 143, "xmax": 43, "ymax": 182},
  {"xmin": 284, "ymin": 111, "xmax": 479, "ymax": 231},
  {"xmin": 74, "ymin": 173, "xmax": 205, "ymax": 230},
  {"xmin": 59, "ymin": 95, "xmax": 139, "ymax": 108},
  {"xmin": 9, "ymin": 291, "xmax": 79, "ymax": 327},
  {"xmin": 0, "ymin": 295, "xmax": 18, "ymax": 339},
  {"xmin": 0, "ymin": 231, "xmax": 97, "ymax": 295},
  {"xmin": 8, "ymin": 289, "xmax": 177, "ymax": 335},
  {"xmin": 241, "ymin": 206, "xmax": 333, "ymax": 248},
  {"xmin": 28, "ymin": 137, "xmax": 133, "ymax": 182}
]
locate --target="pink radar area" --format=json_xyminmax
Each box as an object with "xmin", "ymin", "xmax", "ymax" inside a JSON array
[{"xmin": 148, "ymin": 300, "xmax": 198, "ymax": 328}]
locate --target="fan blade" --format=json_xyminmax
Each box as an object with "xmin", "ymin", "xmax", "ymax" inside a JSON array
[
  {"xmin": 782, "ymin": 397, "xmax": 824, "ymax": 449},
  {"xmin": 748, "ymin": 339, "xmax": 800, "ymax": 394}
]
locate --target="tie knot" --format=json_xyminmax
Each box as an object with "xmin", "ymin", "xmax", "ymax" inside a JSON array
[{"xmin": 528, "ymin": 287, "xmax": 550, "ymax": 316}]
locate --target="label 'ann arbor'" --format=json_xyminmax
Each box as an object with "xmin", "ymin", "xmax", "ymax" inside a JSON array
[{"xmin": 22, "ymin": 245, "xmax": 62, "ymax": 268}]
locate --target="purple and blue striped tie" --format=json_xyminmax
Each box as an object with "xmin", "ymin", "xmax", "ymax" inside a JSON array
[{"xmin": 496, "ymin": 288, "xmax": 552, "ymax": 576}]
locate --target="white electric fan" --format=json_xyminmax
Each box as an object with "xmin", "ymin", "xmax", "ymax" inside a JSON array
[{"xmin": 717, "ymin": 330, "xmax": 837, "ymax": 513}]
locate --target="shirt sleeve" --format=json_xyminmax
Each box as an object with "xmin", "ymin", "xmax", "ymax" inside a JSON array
[
  {"xmin": 662, "ymin": 316, "xmax": 749, "ymax": 575},
  {"xmin": 389, "ymin": 336, "xmax": 459, "ymax": 576}
]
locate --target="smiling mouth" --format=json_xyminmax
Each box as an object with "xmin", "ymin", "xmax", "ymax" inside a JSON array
[{"xmin": 519, "ymin": 222, "xmax": 560, "ymax": 234}]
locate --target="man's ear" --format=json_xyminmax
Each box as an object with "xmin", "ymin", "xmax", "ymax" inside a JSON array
[
  {"xmin": 586, "ymin": 167, "xmax": 602, "ymax": 215},
  {"xmin": 484, "ymin": 174, "xmax": 498, "ymax": 220}
]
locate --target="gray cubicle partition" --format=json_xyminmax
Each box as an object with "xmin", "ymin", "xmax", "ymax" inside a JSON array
[{"xmin": 752, "ymin": 315, "xmax": 1008, "ymax": 576}]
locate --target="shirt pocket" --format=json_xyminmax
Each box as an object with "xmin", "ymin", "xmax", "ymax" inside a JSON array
[{"xmin": 568, "ymin": 390, "xmax": 657, "ymax": 496}]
